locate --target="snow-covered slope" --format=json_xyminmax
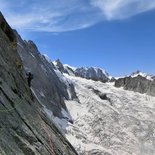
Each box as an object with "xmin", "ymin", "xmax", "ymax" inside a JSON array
[{"xmin": 52, "ymin": 74, "xmax": 155, "ymax": 155}]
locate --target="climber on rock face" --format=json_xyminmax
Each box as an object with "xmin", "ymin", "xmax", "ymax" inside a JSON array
[{"xmin": 26, "ymin": 72, "xmax": 33, "ymax": 87}]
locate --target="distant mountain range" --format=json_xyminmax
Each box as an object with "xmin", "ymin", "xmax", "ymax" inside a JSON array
[
  {"xmin": 53, "ymin": 58, "xmax": 155, "ymax": 97},
  {"xmin": 53, "ymin": 59, "xmax": 112, "ymax": 82}
]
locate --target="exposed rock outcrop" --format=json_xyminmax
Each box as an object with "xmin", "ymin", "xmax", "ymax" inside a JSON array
[
  {"xmin": 115, "ymin": 75, "xmax": 155, "ymax": 96},
  {"xmin": 0, "ymin": 12, "xmax": 77, "ymax": 155}
]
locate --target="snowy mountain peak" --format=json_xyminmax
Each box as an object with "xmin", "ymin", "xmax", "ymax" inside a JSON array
[
  {"xmin": 53, "ymin": 59, "xmax": 112, "ymax": 82},
  {"xmin": 53, "ymin": 59, "xmax": 73, "ymax": 75},
  {"xmin": 53, "ymin": 58, "xmax": 61, "ymax": 65},
  {"xmin": 131, "ymin": 70, "xmax": 154, "ymax": 81},
  {"xmin": 75, "ymin": 67, "xmax": 110, "ymax": 82},
  {"xmin": 53, "ymin": 59, "xmax": 64, "ymax": 71}
]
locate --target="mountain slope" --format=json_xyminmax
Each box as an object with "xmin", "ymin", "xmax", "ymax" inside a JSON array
[
  {"xmin": 41, "ymin": 57, "xmax": 155, "ymax": 154},
  {"xmin": 15, "ymin": 32, "xmax": 77, "ymax": 118},
  {"xmin": 0, "ymin": 12, "xmax": 77, "ymax": 155}
]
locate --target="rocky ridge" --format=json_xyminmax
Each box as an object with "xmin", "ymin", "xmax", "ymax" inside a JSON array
[
  {"xmin": 115, "ymin": 71, "xmax": 155, "ymax": 97},
  {"xmin": 53, "ymin": 59, "xmax": 111, "ymax": 82},
  {"xmin": 15, "ymin": 32, "xmax": 78, "ymax": 118}
]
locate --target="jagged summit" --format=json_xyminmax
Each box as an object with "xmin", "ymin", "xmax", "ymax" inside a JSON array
[
  {"xmin": 53, "ymin": 59, "xmax": 65, "ymax": 72},
  {"xmin": 53, "ymin": 59, "xmax": 112, "ymax": 82},
  {"xmin": 74, "ymin": 67, "xmax": 110, "ymax": 82},
  {"xmin": 53, "ymin": 59, "xmax": 74, "ymax": 75},
  {"xmin": 131, "ymin": 70, "xmax": 155, "ymax": 81}
]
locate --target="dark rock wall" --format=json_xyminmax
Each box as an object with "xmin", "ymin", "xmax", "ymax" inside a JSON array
[
  {"xmin": 0, "ymin": 13, "xmax": 77, "ymax": 155},
  {"xmin": 115, "ymin": 75, "xmax": 155, "ymax": 96},
  {"xmin": 16, "ymin": 31, "xmax": 78, "ymax": 118}
]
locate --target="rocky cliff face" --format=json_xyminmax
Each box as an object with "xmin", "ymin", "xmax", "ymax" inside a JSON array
[
  {"xmin": 115, "ymin": 74, "xmax": 155, "ymax": 97},
  {"xmin": 0, "ymin": 12, "xmax": 77, "ymax": 155},
  {"xmin": 15, "ymin": 32, "xmax": 77, "ymax": 118}
]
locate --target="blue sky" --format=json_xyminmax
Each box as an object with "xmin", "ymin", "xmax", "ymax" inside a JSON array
[{"xmin": 1, "ymin": 0, "xmax": 155, "ymax": 76}]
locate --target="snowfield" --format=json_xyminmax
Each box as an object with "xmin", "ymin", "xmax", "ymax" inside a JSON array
[{"xmin": 62, "ymin": 75, "xmax": 155, "ymax": 155}]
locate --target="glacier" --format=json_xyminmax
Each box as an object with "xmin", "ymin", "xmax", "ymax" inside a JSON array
[{"xmin": 53, "ymin": 74, "xmax": 155, "ymax": 155}]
